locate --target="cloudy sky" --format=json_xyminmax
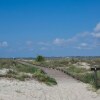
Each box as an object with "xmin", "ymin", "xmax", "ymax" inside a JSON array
[{"xmin": 0, "ymin": 0, "xmax": 100, "ymax": 57}]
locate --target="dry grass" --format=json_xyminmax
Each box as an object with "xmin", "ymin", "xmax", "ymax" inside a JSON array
[{"xmin": 0, "ymin": 59, "xmax": 57, "ymax": 86}]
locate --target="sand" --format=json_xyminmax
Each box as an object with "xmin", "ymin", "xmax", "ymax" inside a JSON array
[
  {"xmin": 0, "ymin": 67, "xmax": 100, "ymax": 100},
  {"xmin": 73, "ymin": 62, "xmax": 91, "ymax": 70}
]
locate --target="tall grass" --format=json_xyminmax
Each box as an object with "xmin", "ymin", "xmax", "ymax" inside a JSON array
[
  {"xmin": 0, "ymin": 59, "xmax": 57, "ymax": 85},
  {"xmin": 33, "ymin": 58, "xmax": 100, "ymax": 88}
]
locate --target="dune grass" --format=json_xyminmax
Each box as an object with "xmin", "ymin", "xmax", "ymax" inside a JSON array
[
  {"xmin": 31, "ymin": 58, "xmax": 100, "ymax": 88},
  {"xmin": 0, "ymin": 59, "xmax": 57, "ymax": 86}
]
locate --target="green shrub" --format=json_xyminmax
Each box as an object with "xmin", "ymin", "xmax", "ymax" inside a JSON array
[
  {"xmin": 33, "ymin": 70, "xmax": 57, "ymax": 85},
  {"xmin": 35, "ymin": 55, "xmax": 45, "ymax": 62},
  {"xmin": 67, "ymin": 65, "xmax": 86, "ymax": 73},
  {"xmin": 0, "ymin": 59, "xmax": 57, "ymax": 85}
]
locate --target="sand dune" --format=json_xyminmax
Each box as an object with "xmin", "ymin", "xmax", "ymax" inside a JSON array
[{"xmin": 0, "ymin": 66, "xmax": 100, "ymax": 100}]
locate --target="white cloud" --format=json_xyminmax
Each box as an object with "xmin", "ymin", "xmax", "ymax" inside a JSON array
[
  {"xmin": 53, "ymin": 32, "xmax": 91, "ymax": 47},
  {"xmin": 92, "ymin": 32, "xmax": 100, "ymax": 38},
  {"xmin": 53, "ymin": 37, "xmax": 77, "ymax": 46},
  {"xmin": 75, "ymin": 46, "xmax": 92, "ymax": 50},
  {"xmin": 38, "ymin": 42, "xmax": 50, "ymax": 46},
  {"xmin": 75, "ymin": 43, "xmax": 88, "ymax": 49},
  {"xmin": 53, "ymin": 38, "xmax": 66, "ymax": 45},
  {"xmin": 80, "ymin": 43, "xmax": 88, "ymax": 47},
  {"xmin": 0, "ymin": 41, "xmax": 8, "ymax": 48},
  {"xmin": 26, "ymin": 41, "xmax": 33, "ymax": 46},
  {"xmin": 92, "ymin": 23, "xmax": 100, "ymax": 38},
  {"xmin": 40, "ymin": 47, "xmax": 48, "ymax": 50},
  {"xmin": 95, "ymin": 43, "xmax": 100, "ymax": 46},
  {"xmin": 67, "ymin": 37, "xmax": 77, "ymax": 43},
  {"xmin": 75, "ymin": 46, "xmax": 82, "ymax": 49},
  {"xmin": 75, "ymin": 42, "xmax": 96, "ymax": 50},
  {"xmin": 52, "ymin": 23, "xmax": 100, "ymax": 48},
  {"xmin": 94, "ymin": 23, "xmax": 100, "ymax": 32},
  {"xmin": 73, "ymin": 23, "xmax": 100, "ymax": 49},
  {"xmin": 24, "ymin": 22, "xmax": 100, "ymax": 51}
]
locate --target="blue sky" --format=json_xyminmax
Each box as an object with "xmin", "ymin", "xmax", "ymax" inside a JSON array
[{"xmin": 0, "ymin": 0, "xmax": 100, "ymax": 57}]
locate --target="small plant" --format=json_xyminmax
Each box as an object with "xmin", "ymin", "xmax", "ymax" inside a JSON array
[
  {"xmin": 35, "ymin": 55, "xmax": 45, "ymax": 62},
  {"xmin": 33, "ymin": 69, "xmax": 57, "ymax": 85}
]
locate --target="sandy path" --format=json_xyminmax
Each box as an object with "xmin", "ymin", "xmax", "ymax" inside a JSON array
[{"xmin": 0, "ymin": 61, "xmax": 100, "ymax": 100}]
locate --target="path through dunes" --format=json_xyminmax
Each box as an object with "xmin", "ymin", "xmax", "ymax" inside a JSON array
[{"xmin": 0, "ymin": 61, "xmax": 100, "ymax": 100}]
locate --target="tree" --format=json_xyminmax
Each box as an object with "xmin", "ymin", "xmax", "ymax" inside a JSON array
[{"xmin": 36, "ymin": 55, "xmax": 45, "ymax": 62}]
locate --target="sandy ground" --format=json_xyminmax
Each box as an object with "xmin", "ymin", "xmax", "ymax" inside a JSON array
[
  {"xmin": 73, "ymin": 62, "xmax": 90, "ymax": 69},
  {"xmin": 0, "ymin": 63, "xmax": 100, "ymax": 100}
]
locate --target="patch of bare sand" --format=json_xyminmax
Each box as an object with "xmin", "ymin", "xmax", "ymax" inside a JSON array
[{"xmin": 73, "ymin": 62, "xmax": 91, "ymax": 69}]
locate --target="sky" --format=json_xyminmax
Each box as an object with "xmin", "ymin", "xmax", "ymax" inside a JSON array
[{"xmin": 0, "ymin": 0, "xmax": 100, "ymax": 57}]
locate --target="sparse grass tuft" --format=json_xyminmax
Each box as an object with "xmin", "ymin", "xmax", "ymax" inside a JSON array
[{"xmin": 33, "ymin": 69, "xmax": 57, "ymax": 85}]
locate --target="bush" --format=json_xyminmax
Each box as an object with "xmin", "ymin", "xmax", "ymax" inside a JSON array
[
  {"xmin": 35, "ymin": 55, "xmax": 45, "ymax": 62},
  {"xmin": 33, "ymin": 70, "xmax": 57, "ymax": 85}
]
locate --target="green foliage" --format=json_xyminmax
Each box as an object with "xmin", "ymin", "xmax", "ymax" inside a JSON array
[
  {"xmin": 33, "ymin": 69, "xmax": 57, "ymax": 85},
  {"xmin": 0, "ymin": 59, "xmax": 57, "ymax": 86},
  {"xmin": 34, "ymin": 58, "xmax": 100, "ymax": 88},
  {"xmin": 35, "ymin": 55, "xmax": 45, "ymax": 62},
  {"xmin": 0, "ymin": 59, "xmax": 17, "ymax": 69},
  {"xmin": 67, "ymin": 65, "xmax": 87, "ymax": 73},
  {"xmin": 70, "ymin": 58, "xmax": 79, "ymax": 64},
  {"xmin": 15, "ymin": 63, "xmax": 39, "ymax": 74},
  {"xmin": 76, "ymin": 73, "xmax": 94, "ymax": 84}
]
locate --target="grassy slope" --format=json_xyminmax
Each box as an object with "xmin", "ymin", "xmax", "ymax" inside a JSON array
[
  {"xmin": 0, "ymin": 59, "xmax": 57, "ymax": 86},
  {"xmin": 31, "ymin": 58, "xmax": 100, "ymax": 88}
]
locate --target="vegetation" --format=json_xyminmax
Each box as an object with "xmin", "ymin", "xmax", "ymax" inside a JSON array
[
  {"xmin": 33, "ymin": 69, "xmax": 57, "ymax": 85},
  {"xmin": 0, "ymin": 57, "xmax": 100, "ymax": 88},
  {"xmin": 35, "ymin": 55, "xmax": 45, "ymax": 62},
  {"xmin": 0, "ymin": 59, "xmax": 57, "ymax": 86},
  {"xmin": 66, "ymin": 65, "xmax": 95, "ymax": 84},
  {"xmin": 33, "ymin": 58, "xmax": 100, "ymax": 88}
]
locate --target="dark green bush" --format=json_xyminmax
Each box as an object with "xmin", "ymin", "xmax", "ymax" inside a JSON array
[
  {"xmin": 33, "ymin": 70, "xmax": 57, "ymax": 85},
  {"xmin": 36, "ymin": 55, "xmax": 45, "ymax": 62}
]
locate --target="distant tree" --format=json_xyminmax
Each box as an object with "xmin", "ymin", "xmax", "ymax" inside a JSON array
[{"xmin": 36, "ymin": 55, "xmax": 45, "ymax": 62}]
